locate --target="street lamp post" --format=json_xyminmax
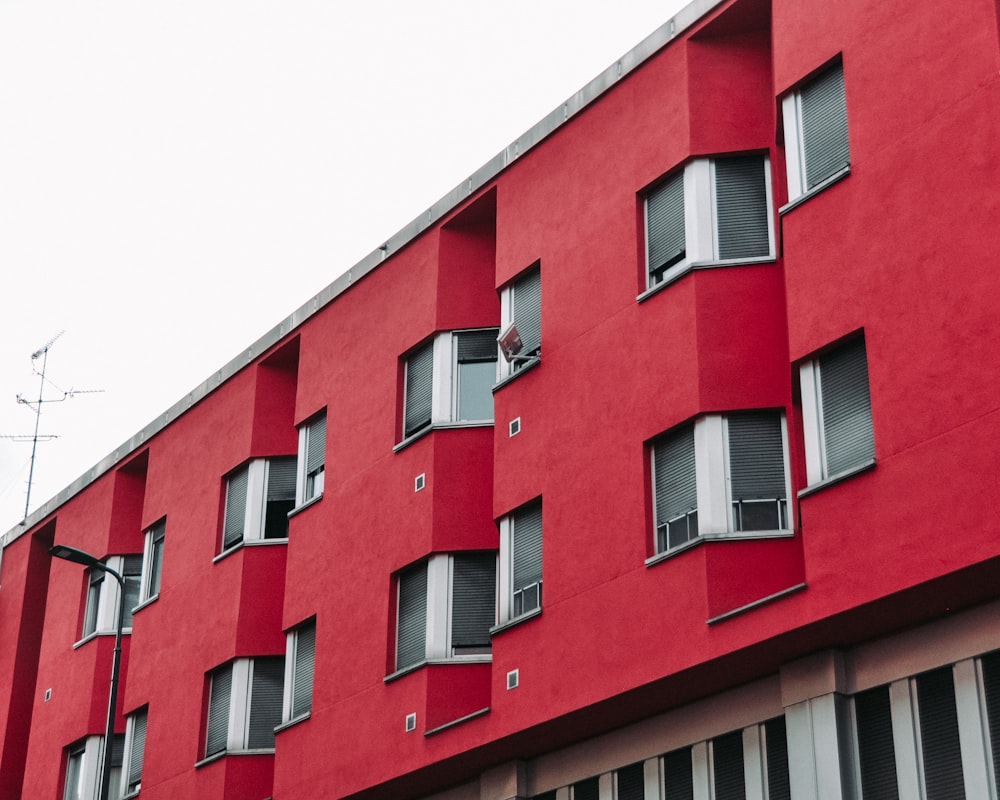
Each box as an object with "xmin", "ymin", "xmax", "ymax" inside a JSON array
[{"xmin": 50, "ymin": 544, "xmax": 126, "ymax": 800}]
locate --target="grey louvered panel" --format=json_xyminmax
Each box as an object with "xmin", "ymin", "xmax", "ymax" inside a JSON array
[
  {"xmin": 247, "ymin": 657, "xmax": 284, "ymax": 750},
  {"xmin": 801, "ymin": 64, "xmax": 850, "ymax": 189},
  {"xmin": 292, "ymin": 623, "xmax": 315, "ymax": 718},
  {"xmin": 728, "ymin": 413, "xmax": 786, "ymax": 500},
  {"xmin": 715, "ymin": 155, "xmax": 769, "ymax": 260},
  {"xmin": 820, "ymin": 338, "xmax": 875, "ymax": 476},
  {"xmin": 617, "ymin": 762, "xmax": 645, "ymax": 800},
  {"xmin": 511, "ymin": 268, "xmax": 541, "ymax": 356},
  {"xmin": 404, "ymin": 343, "xmax": 434, "ymax": 437},
  {"xmin": 663, "ymin": 746, "xmax": 694, "ymax": 800},
  {"xmin": 206, "ymin": 665, "xmax": 232, "ymax": 756},
  {"xmin": 855, "ymin": 686, "xmax": 900, "ymax": 800},
  {"xmin": 653, "ymin": 424, "xmax": 697, "ymax": 533},
  {"xmin": 916, "ymin": 668, "xmax": 966, "ymax": 800},
  {"xmin": 451, "ymin": 552, "xmax": 496, "ymax": 648},
  {"xmin": 108, "ymin": 732, "xmax": 125, "ymax": 766},
  {"xmin": 457, "ymin": 329, "xmax": 500, "ymax": 362},
  {"xmin": 764, "ymin": 717, "xmax": 791, "ymax": 800},
  {"xmin": 573, "ymin": 777, "xmax": 599, "ymax": 800},
  {"xmin": 647, "ymin": 172, "xmax": 686, "ymax": 279},
  {"xmin": 127, "ymin": 709, "xmax": 147, "ymax": 790},
  {"xmin": 306, "ymin": 413, "xmax": 326, "ymax": 474},
  {"xmin": 511, "ymin": 503, "xmax": 543, "ymax": 593},
  {"xmin": 712, "ymin": 731, "xmax": 746, "ymax": 800},
  {"xmin": 223, "ymin": 466, "xmax": 249, "ymax": 548},
  {"xmin": 982, "ymin": 651, "xmax": 1000, "ymax": 794},
  {"xmin": 266, "ymin": 457, "xmax": 297, "ymax": 500},
  {"xmin": 396, "ymin": 563, "xmax": 428, "ymax": 669}
]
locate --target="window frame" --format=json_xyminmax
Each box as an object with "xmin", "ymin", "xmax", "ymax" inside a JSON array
[
  {"xmin": 498, "ymin": 500, "xmax": 543, "ymax": 627},
  {"xmin": 63, "ymin": 734, "xmax": 124, "ymax": 800},
  {"xmin": 80, "ymin": 555, "xmax": 143, "ymax": 640},
  {"xmin": 138, "ymin": 519, "xmax": 165, "ymax": 606},
  {"xmin": 121, "ymin": 707, "xmax": 147, "ymax": 798},
  {"xmin": 295, "ymin": 411, "xmax": 326, "ymax": 507},
  {"xmin": 203, "ymin": 656, "xmax": 285, "ymax": 761},
  {"xmin": 220, "ymin": 457, "xmax": 297, "ymax": 553},
  {"xmin": 282, "ymin": 619, "xmax": 316, "ymax": 724},
  {"xmin": 650, "ymin": 412, "xmax": 793, "ymax": 559},
  {"xmin": 644, "ymin": 155, "xmax": 775, "ymax": 291},
  {"xmin": 498, "ymin": 265, "xmax": 542, "ymax": 380}
]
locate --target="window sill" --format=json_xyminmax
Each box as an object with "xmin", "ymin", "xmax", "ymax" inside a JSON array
[
  {"xmin": 275, "ymin": 713, "xmax": 310, "ymax": 734},
  {"xmin": 779, "ymin": 165, "xmax": 851, "ymax": 215},
  {"xmin": 489, "ymin": 606, "xmax": 542, "ymax": 635},
  {"xmin": 132, "ymin": 594, "xmax": 159, "ymax": 615},
  {"xmin": 424, "ymin": 706, "xmax": 491, "ymax": 737},
  {"xmin": 798, "ymin": 458, "xmax": 876, "ymax": 499},
  {"xmin": 73, "ymin": 628, "xmax": 132, "ymax": 649},
  {"xmin": 288, "ymin": 493, "xmax": 322, "ymax": 519},
  {"xmin": 645, "ymin": 529, "xmax": 795, "ymax": 567},
  {"xmin": 122, "ymin": 790, "xmax": 140, "ymax": 800},
  {"xmin": 213, "ymin": 538, "xmax": 288, "ymax": 563},
  {"xmin": 384, "ymin": 655, "xmax": 493, "ymax": 683},
  {"xmin": 706, "ymin": 582, "xmax": 807, "ymax": 625},
  {"xmin": 195, "ymin": 748, "xmax": 275, "ymax": 769},
  {"xmin": 637, "ymin": 256, "xmax": 778, "ymax": 303},
  {"xmin": 394, "ymin": 421, "xmax": 495, "ymax": 453},
  {"xmin": 492, "ymin": 355, "xmax": 541, "ymax": 393}
]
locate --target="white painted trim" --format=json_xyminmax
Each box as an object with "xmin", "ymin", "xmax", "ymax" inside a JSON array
[
  {"xmin": 953, "ymin": 658, "xmax": 996, "ymax": 800},
  {"xmin": 799, "ymin": 360, "xmax": 824, "ymax": 485},
  {"xmin": 498, "ymin": 516, "xmax": 513, "ymax": 625},
  {"xmin": 743, "ymin": 724, "xmax": 765, "ymax": 800},
  {"xmin": 694, "ymin": 415, "xmax": 727, "ymax": 535},
  {"xmin": 691, "ymin": 740, "xmax": 711, "ymax": 800},
  {"xmin": 782, "ymin": 92, "xmax": 805, "ymax": 202},
  {"xmin": 229, "ymin": 658, "xmax": 253, "ymax": 751},
  {"xmin": 687, "ymin": 159, "xmax": 714, "ymax": 264},
  {"xmin": 281, "ymin": 630, "xmax": 295, "ymax": 723},
  {"xmin": 643, "ymin": 756, "xmax": 661, "ymax": 800},
  {"xmin": 889, "ymin": 678, "xmax": 923, "ymax": 800},
  {"xmin": 431, "ymin": 333, "xmax": 452, "ymax": 424},
  {"xmin": 598, "ymin": 771, "xmax": 614, "ymax": 800}
]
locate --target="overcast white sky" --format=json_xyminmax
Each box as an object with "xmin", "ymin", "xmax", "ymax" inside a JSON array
[{"xmin": 0, "ymin": 0, "xmax": 689, "ymax": 535}]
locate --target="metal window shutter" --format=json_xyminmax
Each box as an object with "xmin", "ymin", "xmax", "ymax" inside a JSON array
[
  {"xmin": 764, "ymin": 717, "xmax": 791, "ymax": 800},
  {"xmin": 663, "ymin": 746, "xmax": 694, "ymax": 800},
  {"xmin": 713, "ymin": 730, "xmax": 747, "ymax": 800},
  {"xmin": 404, "ymin": 343, "xmax": 434, "ymax": 437},
  {"xmin": 292, "ymin": 623, "xmax": 316, "ymax": 718},
  {"xmin": 511, "ymin": 268, "xmax": 541, "ymax": 356},
  {"xmin": 820, "ymin": 338, "xmax": 875, "ymax": 476},
  {"xmin": 855, "ymin": 685, "xmax": 900, "ymax": 800},
  {"xmin": 122, "ymin": 555, "xmax": 144, "ymax": 575},
  {"xmin": 982, "ymin": 651, "xmax": 1000, "ymax": 793},
  {"xmin": 728, "ymin": 412, "xmax": 786, "ymax": 501},
  {"xmin": 206, "ymin": 666, "xmax": 232, "ymax": 756},
  {"xmin": 647, "ymin": 172, "xmax": 686, "ymax": 275},
  {"xmin": 616, "ymin": 762, "xmax": 645, "ymax": 800},
  {"xmin": 800, "ymin": 64, "xmax": 850, "ymax": 189},
  {"xmin": 108, "ymin": 733, "xmax": 125, "ymax": 767},
  {"xmin": 247, "ymin": 657, "xmax": 285, "ymax": 750},
  {"xmin": 306, "ymin": 413, "xmax": 326, "ymax": 474},
  {"xmin": 127, "ymin": 709, "xmax": 147, "ymax": 790},
  {"xmin": 396, "ymin": 563, "xmax": 428, "ymax": 669},
  {"xmin": 267, "ymin": 457, "xmax": 297, "ymax": 501},
  {"xmin": 457, "ymin": 329, "xmax": 499, "ymax": 362},
  {"xmin": 511, "ymin": 503, "xmax": 543, "ymax": 594},
  {"xmin": 573, "ymin": 777, "xmax": 599, "ymax": 800},
  {"xmin": 916, "ymin": 668, "xmax": 966, "ymax": 800},
  {"xmin": 715, "ymin": 155, "xmax": 769, "ymax": 260},
  {"xmin": 451, "ymin": 552, "xmax": 496, "ymax": 648},
  {"xmin": 223, "ymin": 466, "xmax": 249, "ymax": 549},
  {"xmin": 653, "ymin": 424, "xmax": 697, "ymax": 524}
]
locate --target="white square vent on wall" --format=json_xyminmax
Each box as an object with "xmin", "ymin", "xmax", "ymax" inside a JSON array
[
  {"xmin": 405, "ymin": 712, "xmax": 417, "ymax": 732},
  {"xmin": 507, "ymin": 669, "xmax": 519, "ymax": 690},
  {"xmin": 509, "ymin": 417, "xmax": 521, "ymax": 437}
]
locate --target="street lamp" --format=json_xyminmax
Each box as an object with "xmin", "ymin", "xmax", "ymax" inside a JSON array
[{"xmin": 50, "ymin": 544, "xmax": 126, "ymax": 800}]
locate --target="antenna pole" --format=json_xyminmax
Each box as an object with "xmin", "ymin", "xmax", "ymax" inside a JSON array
[{"xmin": 24, "ymin": 345, "xmax": 50, "ymax": 519}]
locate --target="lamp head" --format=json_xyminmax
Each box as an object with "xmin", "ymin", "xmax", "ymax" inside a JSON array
[{"xmin": 49, "ymin": 544, "xmax": 101, "ymax": 568}]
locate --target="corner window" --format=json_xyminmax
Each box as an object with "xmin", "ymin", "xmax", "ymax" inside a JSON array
[
  {"xmin": 82, "ymin": 555, "xmax": 143, "ymax": 638},
  {"xmin": 205, "ymin": 657, "xmax": 284, "ymax": 758},
  {"xmin": 121, "ymin": 707, "xmax": 147, "ymax": 797},
  {"xmin": 645, "ymin": 155, "xmax": 774, "ymax": 288},
  {"xmin": 400, "ymin": 329, "xmax": 500, "ymax": 442},
  {"xmin": 498, "ymin": 500, "xmax": 543, "ymax": 625},
  {"xmin": 283, "ymin": 620, "xmax": 316, "ymax": 723},
  {"xmin": 394, "ymin": 552, "xmax": 497, "ymax": 672},
  {"xmin": 296, "ymin": 412, "xmax": 326, "ymax": 505},
  {"xmin": 651, "ymin": 412, "xmax": 791, "ymax": 555},
  {"xmin": 782, "ymin": 62, "xmax": 850, "ymax": 203},
  {"xmin": 63, "ymin": 734, "xmax": 124, "ymax": 800},
  {"xmin": 139, "ymin": 520, "xmax": 165, "ymax": 604},
  {"xmin": 222, "ymin": 457, "xmax": 297, "ymax": 551},
  {"xmin": 498, "ymin": 265, "xmax": 541, "ymax": 377},
  {"xmin": 800, "ymin": 337, "xmax": 875, "ymax": 486}
]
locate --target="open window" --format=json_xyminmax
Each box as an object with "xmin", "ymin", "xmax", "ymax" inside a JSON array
[{"xmin": 221, "ymin": 457, "xmax": 297, "ymax": 551}]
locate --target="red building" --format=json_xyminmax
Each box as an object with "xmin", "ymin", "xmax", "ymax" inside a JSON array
[{"xmin": 3, "ymin": 0, "xmax": 1000, "ymax": 797}]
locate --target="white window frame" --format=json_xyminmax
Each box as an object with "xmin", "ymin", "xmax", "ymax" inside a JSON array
[
  {"xmin": 651, "ymin": 413, "xmax": 792, "ymax": 556},
  {"xmin": 645, "ymin": 156, "xmax": 775, "ymax": 290},
  {"xmin": 282, "ymin": 620, "xmax": 316, "ymax": 723},
  {"xmin": 205, "ymin": 657, "xmax": 285, "ymax": 758},
  {"xmin": 498, "ymin": 267, "xmax": 542, "ymax": 379},
  {"xmin": 63, "ymin": 735, "xmax": 123, "ymax": 800},
  {"xmin": 81, "ymin": 555, "xmax": 143, "ymax": 639},
  {"xmin": 498, "ymin": 501, "xmax": 543, "ymax": 626},
  {"xmin": 394, "ymin": 553, "xmax": 497, "ymax": 672},
  {"xmin": 138, "ymin": 520, "xmax": 165, "ymax": 605},
  {"xmin": 120, "ymin": 707, "xmax": 147, "ymax": 798},
  {"xmin": 295, "ymin": 412, "xmax": 326, "ymax": 506},
  {"xmin": 221, "ymin": 457, "xmax": 296, "ymax": 552}
]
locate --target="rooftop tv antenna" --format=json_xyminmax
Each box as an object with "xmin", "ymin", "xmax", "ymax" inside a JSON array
[{"xmin": 2, "ymin": 332, "xmax": 104, "ymax": 520}]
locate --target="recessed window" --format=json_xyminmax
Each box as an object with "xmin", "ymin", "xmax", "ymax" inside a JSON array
[
  {"xmin": 498, "ymin": 265, "xmax": 541, "ymax": 378},
  {"xmin": 645, "ymin": 155, "xmax": 774, "ymax": 288},
  {"xmin": 121, "ymin": 707, "xmax": 147, "ymax": 797},
  {"xmin": 394, "ymin": 552, "xmax": 497, "ymax": 672},
  {"xmin": 283, "ymin": 620, "xmax": 316, "ymax": 723},
  {"xmin": 296, "ymin": 411, "xmax": 326, "ymax": 505},
  {"xmin": 63, "ymin": 734, "xmax": 124, "ymax": 800},
  {"xmin": 139, "ymin": 519, "xmax": 165, "ymax": 604},
  {"xmin": 205, "ymin": 657, "xmax": 284, "ymax": 758},
  {"xmin": 800, "ymin": 337, "xmax": 875, "ymax": 486},
  {"xmin": 81, "ymin": 555, "xmax": 143, "ymax": 638},
  {"xmin": 222, "ymin": 457, "xmax": 297, "ymax": 551},
  {"xmin": 651, "ymin": 412, "xmax": 791, "ymax": 555},
  {"xmin": 498, "ymin": 500, "xmax": 543, "ymax": 624},
  {"xmin": 782, "ymin": 62, "xmax": 850, "ymax": 203}
]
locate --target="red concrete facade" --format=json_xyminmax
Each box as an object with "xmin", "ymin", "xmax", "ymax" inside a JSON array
[{"xmin": 3, "ymin": 0, "xmax": 1000, "ymax": 798}]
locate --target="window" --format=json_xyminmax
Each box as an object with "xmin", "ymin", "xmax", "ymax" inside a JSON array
[
  {"xmin": 139, "ymin": 520, "xmax": 165, "ymax": 604},
  {"xmin": 498, "ymin": 265, "xmax": 541, "ymax": 378},
  {"xmin": 121, "ymin": 708, "xmax": 147, "ymax": 797},
  {"xmin": 652, "ymin": 412, "xmax": 791, "ymax": 555},
  {"xmin": 645, "ymin": 155, "xmax": 774, "ymax": 288},
  {"xmin": 394, "ymin": 552, "xmax": 497, "ymax": 672},
  {"xmin": 283, "ymin": 620, "xmax": 315, "ymax": 723},
  {"xmin": 572, "ymin": 777, "xmax": 599, "ymax": 800},
  {"xmin": 615, "ymin": 762, "xmax": 645, "ymax": 800},
  {"xmin": 782, "ymin": 62, "xmax": 850, "ymax": 203},
  {"xmin": 296, "ymin": 412, "xmax": 326, "ymax": 505},
  {"xmin": 221, "ymin": 457, "xmax": 297, "ymax": 551},
  {"xmin": 800, "ymin": 337, "xmax": 875, "ymax": 486},
  {"xmin": 63, "ymin": 734, "xmax": 124, "ymax": 800},
  {"xmin": 82, "ymin": 555, "xmax": 143, "ymax": 638},
  {"xmin": 400, "ymin": 329, "xmax": 500, "ymax": 441},
  {"xmin": 498, "ymin": 500, "xmax": 543, "ymax": 625},
  {"xmin": 205, "ymin": 657, "xmax": 284, "ymax": 758}
]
